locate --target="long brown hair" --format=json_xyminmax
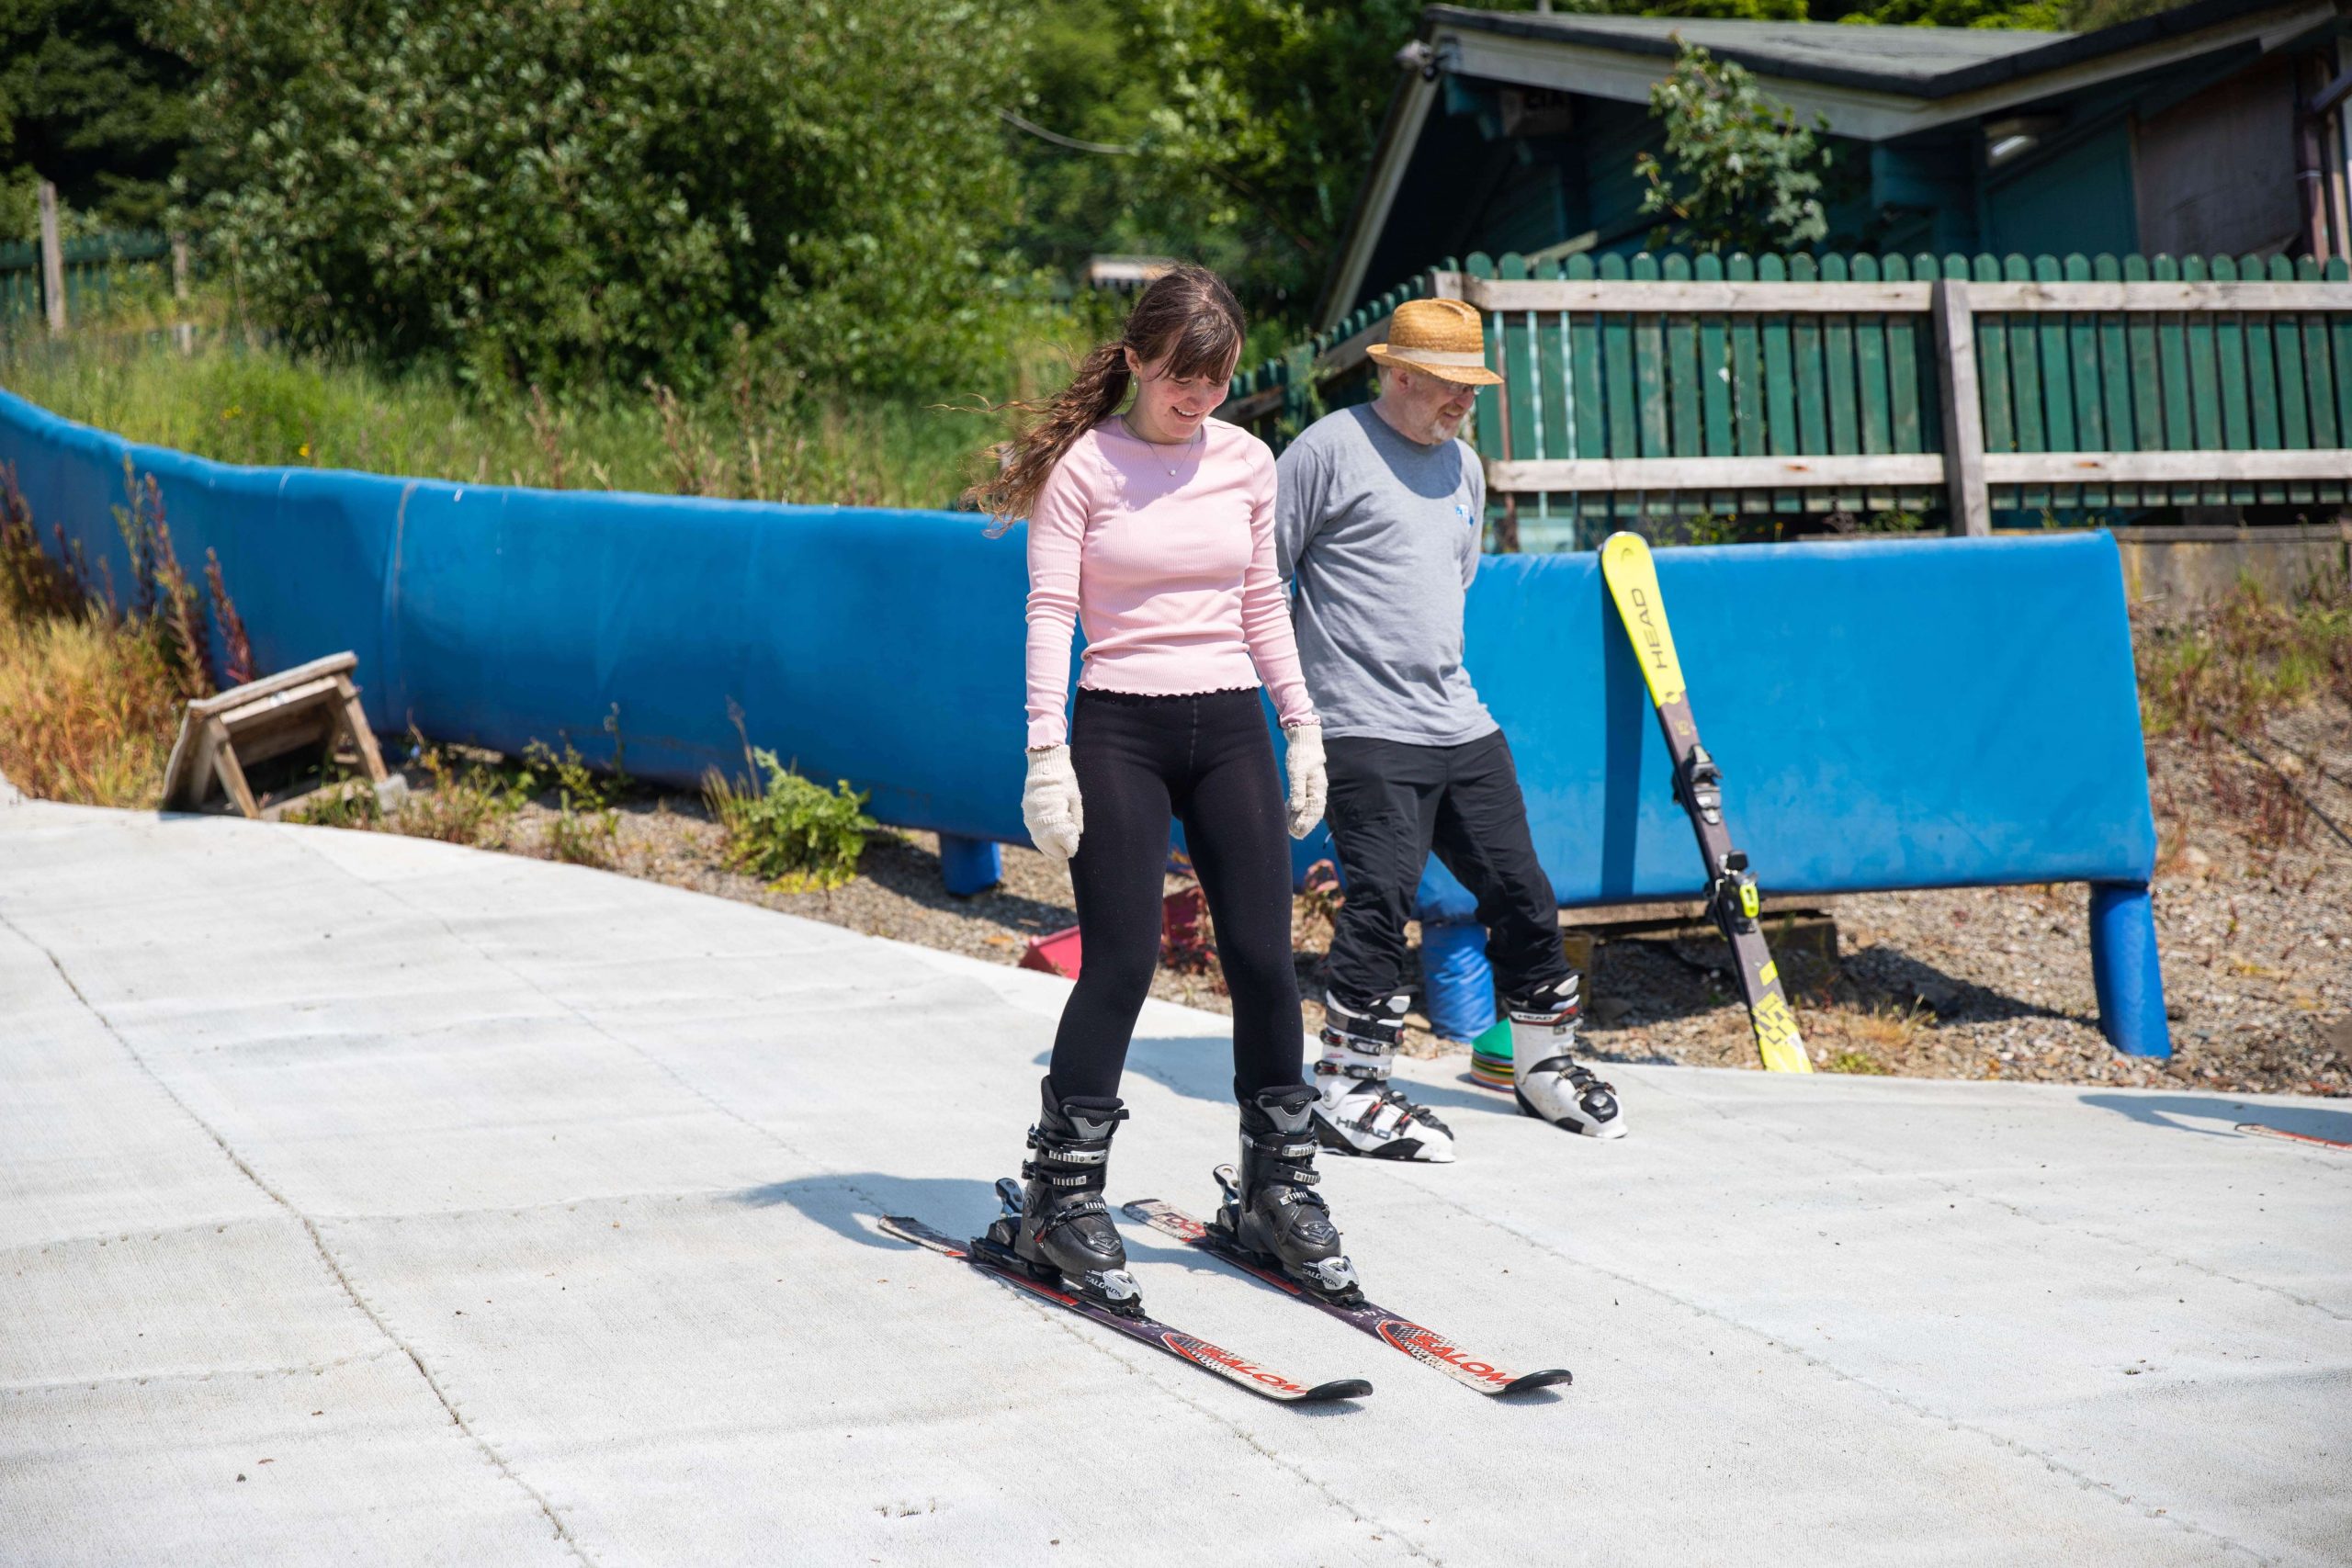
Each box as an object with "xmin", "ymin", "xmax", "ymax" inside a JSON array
[{"xmin": 969, "ymin": 264, "xmax": 1245, "ymax": 530}]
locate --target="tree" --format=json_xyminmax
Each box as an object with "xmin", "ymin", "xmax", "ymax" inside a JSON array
[
  {"xmin": 153, "ymin": 0, "xmax": 1038, "ymax": 395},
  {"xmin": 0, "ymin": 0, "xmax": 197, "ymax": 233},
  {"xmin": 1125, "ymin": 0, "xmax": 1431, "ymax": 317},
  {"xmin": 1634, "ymin": 41, "xmax": 1833, "ymax": 255}
]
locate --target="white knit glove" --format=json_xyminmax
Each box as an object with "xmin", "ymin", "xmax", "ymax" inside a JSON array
[
  {"xmin": 1022, "ymin": 745, "xmax": 1083, "ymax": 863},
  {"xmin": 1283, "ymin": 722, "xmax": 1326, "ymax": 840}
]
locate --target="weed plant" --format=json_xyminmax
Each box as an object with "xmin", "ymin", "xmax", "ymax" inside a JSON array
[
  {"xmin": 528, "ymin": 739, "xmax": 621, "ymax": 867},
  {"xmin": 2138, "ymin": 574, "xmax": 2352, "ymax": 742},
  {"xmin": 704, "ymin": 747, "xmax": 876, "ymax": 891},
  {"xmin": 291, "ymin": 732, "xmax": 628, "ymax": 866}
]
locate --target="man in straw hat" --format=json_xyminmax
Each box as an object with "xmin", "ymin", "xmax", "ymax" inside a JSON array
[{"xmin": 1274, "ymin": 296, "xmax": 1626, "ymax": 1160}]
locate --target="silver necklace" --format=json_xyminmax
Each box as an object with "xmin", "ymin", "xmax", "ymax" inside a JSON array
[{"xmin": 1121, "ymin": 415, "xmax": 1201, "ymax": 478}]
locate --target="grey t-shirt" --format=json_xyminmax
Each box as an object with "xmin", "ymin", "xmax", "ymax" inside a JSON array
[{"xmin": 1274, "ymin": 404, "xmax": 1495, "ymax": 745}]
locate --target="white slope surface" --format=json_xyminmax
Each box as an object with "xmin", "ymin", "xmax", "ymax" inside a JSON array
[{"xmin": 3, "ymin": 792, "xmax": 2346, "ymax": 1566}]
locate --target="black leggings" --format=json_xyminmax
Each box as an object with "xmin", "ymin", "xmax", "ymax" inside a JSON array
[{"xmin": 1048, "ymin": 686, "xmax": 1304, "ymax": 1105}]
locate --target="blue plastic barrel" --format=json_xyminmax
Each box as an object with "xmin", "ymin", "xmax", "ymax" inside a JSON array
[{"xmin": 1422, "ymin": 922, "xmax": 1497, "ymax": 1042}]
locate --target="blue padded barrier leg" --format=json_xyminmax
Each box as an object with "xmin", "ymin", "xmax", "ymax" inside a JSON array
[
  {"xmin": 938, "ymin": 834, "xmax": 1002, "ymax": 897},
  {"xmin": 1422, "ymin": 921, "xmax": 1498, "ymax": 1043},
  {"xmin": 2088, "ymin": 882, "xmax": 2170, "ymax": 1057}
]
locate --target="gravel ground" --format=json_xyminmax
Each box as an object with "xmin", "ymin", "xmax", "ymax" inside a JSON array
[{"xmin": 383, "ymin": 686, "xmax": 2349, "ymax": 1100}]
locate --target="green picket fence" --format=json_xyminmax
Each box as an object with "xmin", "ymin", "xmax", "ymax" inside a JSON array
[
  {"xmin": 1230, "ymin": 250, "xmax": 2352, "ymax": 548},
  {"xmin": 0, "ymin": 230, "xmax": 176, "ymax": 330}
]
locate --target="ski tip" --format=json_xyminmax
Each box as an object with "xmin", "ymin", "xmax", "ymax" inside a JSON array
[
  {"xmin": 1499, "ymin": 1368, "xmax": 1576, "ymax": 1395},
  {"xmin": 1303, "ymin": 1377, "xmax": 1376, "ymax": 1403}
]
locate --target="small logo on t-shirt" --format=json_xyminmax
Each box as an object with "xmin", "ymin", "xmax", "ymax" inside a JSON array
[{"xmin": 1453, "ymin": 499, "xmax": 1474, "ymax": 525}]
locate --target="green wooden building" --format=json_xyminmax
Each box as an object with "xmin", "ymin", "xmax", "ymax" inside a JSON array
[{"xmin": 1322, "ymin": 0, "xmax": 2352, "ymax": 328}]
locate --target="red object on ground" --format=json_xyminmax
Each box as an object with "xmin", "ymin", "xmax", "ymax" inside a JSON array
[
  {"xmin": 1017, "ymin": 886, "xmax": 1216, "ymax": 984},
  {"xmin": 2235, "ymin": 1122, "xmax": 2352, "ymax": 1150},
  {"xmin": 1159, "ymin": 884, "xmax": 1213, "ymax": 973},
  {"xmin": 1021, "ymin": 925, "xmax": 1083, "ymax": 980}
]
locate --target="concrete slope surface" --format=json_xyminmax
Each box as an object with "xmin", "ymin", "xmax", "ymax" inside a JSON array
[{"xmin": 3, "ymin": 792, "xmax": 2347, "ymax": 1567}]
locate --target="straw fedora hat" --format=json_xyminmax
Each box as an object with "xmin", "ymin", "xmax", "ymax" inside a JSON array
[{"xmin": 1365, "ymin": 297, "xmax": 1500, "ymax": 386}]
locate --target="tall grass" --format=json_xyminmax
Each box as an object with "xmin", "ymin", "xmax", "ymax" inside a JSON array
[
  {"xmin": 0, "ymin": 457, "xmax": 249, "ymax": 808},
  {"xmin": 0, "ymin": 612, "xmax": 181, "ymax": 806},
  {"xmin": 2138, "ymin": 575, "xmax": 2352, "ymax": 741},
  {"xmin": 0, "ymin": 308, "xmax": 1081, "ymax": 510}
]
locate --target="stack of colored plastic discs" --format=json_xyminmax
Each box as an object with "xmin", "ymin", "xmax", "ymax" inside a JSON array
[{"xmin": 1467, "ymin": 1016, "xmax": 1515, "ymax": 1092}]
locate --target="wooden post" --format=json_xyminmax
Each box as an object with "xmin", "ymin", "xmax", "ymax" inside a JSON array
[
  {"xmin": 1931, "ymin": 278, "xmax": 1991, "ymax": 537},
  {"xmin": 37, "ymin": 180, "xmax": 66, "ymax": 336},
  {"xmin": 170, "ymin": 234, "xmax": 196, "ymax": 355},
  {"xmin": 2299, "ymin": 55, "xmax": 2333, "ymax": 261}
]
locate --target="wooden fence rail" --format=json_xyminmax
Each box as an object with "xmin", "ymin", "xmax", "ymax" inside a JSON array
[{"xmin": 1224, "ymin": 250, "xmax": 2352, "ymax": 546}]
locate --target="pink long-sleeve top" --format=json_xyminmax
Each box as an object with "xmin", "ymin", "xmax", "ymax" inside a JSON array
[{"xmin": 1024, "ymin": 417, "xmax": 1317, "ymax": 750}]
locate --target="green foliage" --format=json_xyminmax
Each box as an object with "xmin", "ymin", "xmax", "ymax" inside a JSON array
[
  {"xmin": 526, "ymin": 739, "xmax": 620, "ymax": 867},
  {"xmin": 1670, "ymin": 512, "xmax": 1790, "ymax": 546},
  {"xmin": 283, "ymin": 773, "xmax": 387, "ymax": 831},
  {"xmin": 1126, "ymin": 0, "xmax": 1431, "ymax": 316},
  {"xmin": 1584, "ymin": 0, "xmax": 1808, "ymax": 17},
  {"xmin": 1636, "ymin": 43, "xmax": 1833, "ymax": 255},
  {"xmin": 2137, "ymin": 576, "xmax": 2352, "ymax": 742},
  {"xmin": 1838, "ymin": 0, "xmax": 2062, "ymax": 24},
  {"xmin": 1, "ymin": 328, "xmax": 1005, "ymax": 507},
  {"xmin": 381, "ymin": 735, "xmax": 539, "ymax": 847},
  {"xmin": 2052, "ymin": 0, "xmax": 2187, "ymax": 28},
  {"xmin": 153, "ymin": 0, "xmax": 1041, "ymax": 395},
  {"xmin": 705, "ymin": 749, "xmax": 876, "ymax": 891},
  {"xmin": 0, "ymin": 0, "xmax": 197, "ymax": 233},
  {"xmin": 1001, "ymin": 0, "xmax": 1169, "ymax": 288}
]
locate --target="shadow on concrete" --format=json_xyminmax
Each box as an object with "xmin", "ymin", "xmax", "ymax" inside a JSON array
[
  {"xmin": 731, "ymin": 1172, "xmax": 1007, "ymax": 1251},
  {"xmin": 2078, "ymin": 1093, "xmax": 2352, "ymax": 1145},
  {"xmin": 1113, "ymin": 1036, "xmax": 1541, "ymax": 1123}
]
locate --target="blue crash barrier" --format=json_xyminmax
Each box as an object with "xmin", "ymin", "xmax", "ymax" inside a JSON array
[
  {"xmin": 1406, "ymin": 536, "xmax": 2166, "ymax": 1053},
  {"xmin": 0, "ymin": 389, "xmax": 2166, "ymax": 1054}
]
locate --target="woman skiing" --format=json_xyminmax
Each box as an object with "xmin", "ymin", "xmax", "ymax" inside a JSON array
[{"xmin": 969, "ymin": 265, "xmax": 1353, "ymax": 1314}]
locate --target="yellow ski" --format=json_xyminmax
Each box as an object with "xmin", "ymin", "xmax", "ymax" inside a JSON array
[{"xmin": 1600, "ymin": 533, "xmax": 1811, "ymax": 1075}]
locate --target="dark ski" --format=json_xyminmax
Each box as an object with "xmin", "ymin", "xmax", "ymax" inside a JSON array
[
  {"xmin": 1121, "ymin": 1199, "xmax": 1573, "ymax": 1397},
  {"xmin": 875, "ymin": 1214, "xmax": 1374, "ymax": 1406},
  {"xmin": 1600, "ymin": 531, "xmax": 1812, "ymax": 1075}
]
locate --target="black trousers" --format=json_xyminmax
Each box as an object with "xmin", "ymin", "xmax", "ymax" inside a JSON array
[
  {"xmin": 1322, "ymin": 729, "xmax": 1569, "ymax": 1010},
  {"xmin": 1048, "ymin": 687, "xmax": 1304, "ymax": 1104}
]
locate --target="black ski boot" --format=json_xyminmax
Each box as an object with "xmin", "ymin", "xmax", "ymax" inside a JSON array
[
  {"xmin": 987, "ymin": 1077, "xmax": 1143, "ymax": 1314},
  {"xmin": 1212, "ymin": 1084, "xmax": 1363, "ymax": 1304}
]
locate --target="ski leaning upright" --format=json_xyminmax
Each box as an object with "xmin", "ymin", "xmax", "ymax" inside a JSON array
[
  {"xmin": 875, "ymin": 1212, "xmax": 1374, "ymax": 1407},
  {"xmin": 1121, "ymin": 1199, "xmax": 1574, "ymax": 1397},
  {"xmin": 1599, "ymin": 531, "xmax": 1812, "ymax": 1075}
]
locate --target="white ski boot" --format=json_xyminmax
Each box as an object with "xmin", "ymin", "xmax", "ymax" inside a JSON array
[
  {"xmin": 1509, "ymin": 975, "xmax": 1625, "ymax": 1139},
  {"xmin": 1311, "ymin": 990, "xmax": 1455, "ymax": 1163}
]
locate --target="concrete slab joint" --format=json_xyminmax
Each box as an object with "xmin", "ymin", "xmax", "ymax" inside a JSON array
[{"xmin": 2, "ymin": 794, "xmax": 2345, "ymax": 1567}]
